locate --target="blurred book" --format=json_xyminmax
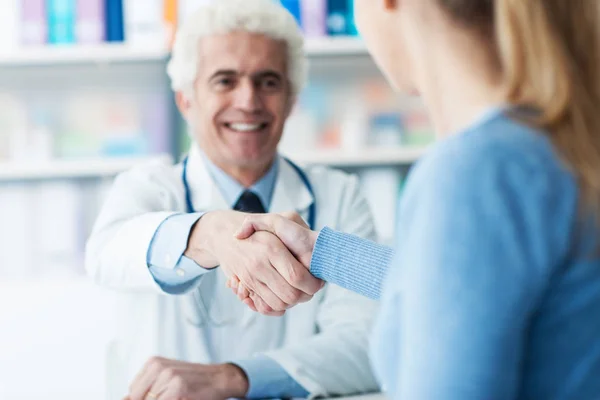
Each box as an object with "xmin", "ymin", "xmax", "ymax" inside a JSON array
[
  {"xmin": 48, "ymin": 0, "xmax": 76, "ymax": 44},
  {"xmin": 76, "ymin": 0, "xmax": 105, "ymax": 44},
  {"xmin": 280, "ymin": 0, "xmax": 301, "ymax": 26},
  {"xmin": 21, "ymin": 0, "xmax": 47, "ymax": 46},
  {"xmin": 178, "ymin": 0, "xmax": 212, "ymax": 25},
  {"xmin": 0, "ymin": 0, "xmax": 19, "ymax": 54},
  {"xmin": 164, "ymin": 0, "xmax": 178, "ymax": 48},
  {"xmin": 300, "ymin": 0, "xmax": 326, "ymax": 37},
  {"xmin": 326, "ymin": 0, "xmax": 348, "ymax": 35},
  {"xmin": 124, "ymin": 0, "xmax": 165, "ymax": 47},
  {"xmin": 105, "ymin": 0, "xmax": 125, "ymax": 42}
]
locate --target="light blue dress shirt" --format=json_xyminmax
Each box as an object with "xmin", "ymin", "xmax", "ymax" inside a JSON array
[
  {"xmin": 311, "ymin": 109, "xmax": 600, "ymax": 399},
  {"xmin": 146, "ymin": 153, "xmax": 310, "ymax": 399}
]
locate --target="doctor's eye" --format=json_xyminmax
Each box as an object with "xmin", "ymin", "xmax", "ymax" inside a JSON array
[
  {"xmin": 256, "ymin": 75, "xmax": 283, "ymax": 93},
  {"xmin": 212, "ymin": 76, "xmax": 237, "ymax": 91}
]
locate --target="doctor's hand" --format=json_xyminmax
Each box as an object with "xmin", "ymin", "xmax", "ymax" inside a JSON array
[
  {"xmin": 185, "ymin": 210, "xmax": 321, "ymax": 315},
  {"xmin": 124, "ymin": 357, "xmax": 248, "ymax": 400},
  {"xmin": 227, "ymin": 212, "xmax": 320, "ymax": 314}
]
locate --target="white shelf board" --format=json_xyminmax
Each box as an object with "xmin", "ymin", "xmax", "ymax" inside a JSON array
[
  {"xmin": 305, "ymin": 37, "xmax": 367, "ymax": 56},
  {"xmin": 0, "ymin": 44, "xmax": 169, "ymax": 66},
  {"xmin": 284, "ymin": 147, "xmax": 427, "ymax": 167},
  {"xmin": 0, "ymin": 154, "xmax": 172, "ymax": 181},
  {"xmin": 0, "ymin": 38, "xmax": 367, "ymax": 66}
]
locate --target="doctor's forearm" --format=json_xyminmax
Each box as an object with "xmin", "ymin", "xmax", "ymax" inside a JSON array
[{"xmin": 311, "ymin": 227, "xmax": 394, "ymax": 300}]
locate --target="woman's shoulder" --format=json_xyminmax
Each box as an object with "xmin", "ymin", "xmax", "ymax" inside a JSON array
[{"xmin": 413, "ymin": 112, "xmax": 573, "ymax": 190}]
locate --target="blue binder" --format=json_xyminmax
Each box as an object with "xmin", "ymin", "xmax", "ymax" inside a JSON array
[
  {"xmin": 105, "ymin": 0, "xmax": 124, "ymax": 42},
  {"xmin": 48, "ymin": 0, "xmax": 76, "ymax": 44},
  {"xmin": 281, "ymin": 0, "xmax": 302, "ymax": 27}
]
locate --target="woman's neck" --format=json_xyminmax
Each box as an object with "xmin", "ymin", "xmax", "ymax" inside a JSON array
[{"xmin": 415, "ymin": 33, "xmax": 506, "ymax": 137}]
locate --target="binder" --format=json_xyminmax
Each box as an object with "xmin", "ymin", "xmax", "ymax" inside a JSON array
[
  {"xmin": 21, "ymin": 0, "xmax": 47, "ymax": 45},
  {"xmin": 105, "ymin": 0, "xmax": 125, "ymax": 42},
  {"xmin": 48, "ymin": 0, "xmax": 76, "ymax": 44},
  {"xmin": 76, "ymin": 0, "xmax": 105, "ymax": 43}
]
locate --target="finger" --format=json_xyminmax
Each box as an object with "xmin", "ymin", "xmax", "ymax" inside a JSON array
[
  {"xmin": 268, "ymin": 244, "xmax": 321, "ymax": 298},
  {"xmin": 243, "ymin": 298, "xmax": 258, "ymax": 312},
  {"xmin": 230, "ymin": 276, "xmax": 240, "ymax": 291},
  {"xmin": 129, "ymin": 359, "xmax": 162, "ymax": 400},
  {"xmin": 250, "ymin": 277, "xmax": 289, "ymax": 312},
  {"xmin": 250, "ymin": 291, "xmax": 285, "ymax": 316},
  {"xmin": 147, "ymin": 368, "xmax": 172, "ymax": 400},
  {"xmin": 278, "ymin": 211, "xmax": 309, "ymax": 228},
  {"xmin": 234, "ymin": 216, "xmax": 259, "ymax": 240},
  {"xmin": 236, "ymin": 283, "xmax": 250, "ymax": 301}
]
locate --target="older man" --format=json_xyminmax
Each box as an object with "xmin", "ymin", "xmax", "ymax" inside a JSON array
[{"xmin": 86, "ymin": 0, "xmax": 379, "ymax": 399}]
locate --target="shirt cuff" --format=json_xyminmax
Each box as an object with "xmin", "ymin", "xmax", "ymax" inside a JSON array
[
  {"xmin": 147, "ymin": 212, "xmax": 211, "ymax": 294},
  {"xmin": 233, "ymin": 355, "xmax": 310, "ymax": 399}
]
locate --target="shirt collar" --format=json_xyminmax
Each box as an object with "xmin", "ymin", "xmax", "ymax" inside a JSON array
[{"xmin": 199, "ymin": 150, "xmax": 279, "ymax": 210}]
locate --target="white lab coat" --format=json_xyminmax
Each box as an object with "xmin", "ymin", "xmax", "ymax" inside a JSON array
[{"xmin": 85, "ymin": 146, "xmax": 380, "ymax": 399}]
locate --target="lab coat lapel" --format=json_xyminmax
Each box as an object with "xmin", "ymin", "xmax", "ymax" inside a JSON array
[
  {"xmin": 269, "ymin": 157, "xmax": 314, "ymax": 220},
  {"xmin": 184, "ymin": 144, "xmax": 230, "ymax": 212}
]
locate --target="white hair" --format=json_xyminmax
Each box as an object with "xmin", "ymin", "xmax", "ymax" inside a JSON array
[{"xmin": 167, "ymin": 0, "xmax": 307, "ymax": 96}]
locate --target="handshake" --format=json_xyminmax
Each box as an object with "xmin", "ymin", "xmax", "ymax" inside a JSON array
[{"xmin": 184, "ymin": 210, "xmax": 324, "ymax": 316}]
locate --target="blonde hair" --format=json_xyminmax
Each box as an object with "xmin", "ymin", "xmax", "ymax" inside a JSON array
[{"xmin": 440, "ymin": 0, "xmax": 600, "ymax": 217}]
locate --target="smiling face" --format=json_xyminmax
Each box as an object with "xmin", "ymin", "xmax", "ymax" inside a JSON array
[{"xmin": 177, "ymin": 31, "xmax": 294, "ymax": 173}]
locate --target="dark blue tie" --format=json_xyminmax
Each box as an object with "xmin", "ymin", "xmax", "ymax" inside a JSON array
[{"xmin": 234, "ymin": 190, "xmax": 266, "ymax": 213}]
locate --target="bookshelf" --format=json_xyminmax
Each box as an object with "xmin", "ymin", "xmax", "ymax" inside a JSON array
[
  {"xmin": 0, "ymin": 155, "xmax": 172, "ymax": 181},
  {"xmin": 0, "ymin": 38, "xmax": 369, "ymax": 66},
  {"xmin": 0, "ymin": 148, "xmax": 424, "ymax": 182},
  {"xmin": 285, "ymin": 147, "xmax": 427, "ymax": 167}
]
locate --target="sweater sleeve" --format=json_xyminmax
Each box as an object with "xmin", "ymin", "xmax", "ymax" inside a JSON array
[{"xmin": 310, "ymin": 227, "xmax": 394, "ymax": 300}]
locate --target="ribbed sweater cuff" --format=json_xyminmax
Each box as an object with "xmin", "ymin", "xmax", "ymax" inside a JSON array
[{"xmin": 310, "ymin": 227, "xmax": 394, "ymax": 300}]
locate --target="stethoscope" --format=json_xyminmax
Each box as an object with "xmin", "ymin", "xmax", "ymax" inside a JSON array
[{"xmin": 182, "ymin": 155, "xmax": 316, "ymax": 328}]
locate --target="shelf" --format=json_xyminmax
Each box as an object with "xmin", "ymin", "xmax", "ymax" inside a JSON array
[
  {"xmin": 0, "ymin": 44, "xmax": 169, "ymax": 66},
  {"xmin": 304, "ymin": 37, "xmax": 367, "ymax": 56},
  {"xmin": 0, "ymin": 154, "xmax": 172, "ymax": 181},
  {"xmin": 0, "ymin": 38, "xmax": 367, "ymax": 66},
  {"xmin": 284, "ymin": 147, "xmax": 428, "ymax": 167}
]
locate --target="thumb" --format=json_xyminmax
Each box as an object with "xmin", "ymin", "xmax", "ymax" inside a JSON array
[
  {"xmin": 234, "ymin": 215, "xmax": 278, "ymax": 240},
  {"xmin": 278, "ymin": 211, "xmax": 309, "ymax": 229},
  {"xmin": 234, "ymin": 217, "xmax": 258, "ymax": 239}
]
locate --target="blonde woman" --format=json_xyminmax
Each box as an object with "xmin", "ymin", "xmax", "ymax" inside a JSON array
[{"xmin": 227, "ymin": 0, "xmax": 600, "ymax": 398}]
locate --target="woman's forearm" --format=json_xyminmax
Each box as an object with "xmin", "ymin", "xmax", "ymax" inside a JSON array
[{"xmin": 310, "ymin": 227, "xmax": 394, "ymax": 300}]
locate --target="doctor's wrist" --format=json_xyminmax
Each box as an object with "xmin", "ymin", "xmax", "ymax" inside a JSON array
[
  {"xmin": 185, "ymin": 212, "xmax": 221, "ymax": 268},
  {"xmin": 185, "ymin": 210, "xmax": 246, "ymax": 269},
  {"xmin": 216, "ymin": 363, "xmax": 249, "ymax": 398}
]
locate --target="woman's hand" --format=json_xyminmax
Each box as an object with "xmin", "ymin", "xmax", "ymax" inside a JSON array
[{"xmin": 226, "ymin": 212, "xmax": 322, "ymax": 315}]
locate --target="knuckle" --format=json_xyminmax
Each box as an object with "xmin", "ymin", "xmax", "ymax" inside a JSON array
[
  {"xmin": 162, "ymin": 367, "xmax": 176, "ymax": 380},
  {"xmin": 146, "ymin": 356, "xmax": 164, "ymax": 370},
  {"xmin": 172, "ymin": 375, "xmax": 186, "ymax": 391},
  {"xmin": 288, "ymin": 288, "xmax": 303, "ymax": 304}
]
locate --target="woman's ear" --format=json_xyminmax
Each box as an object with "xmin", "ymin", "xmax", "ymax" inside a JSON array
[{"xmin": 384, "ymin": 0, "xmax": 397, "ymax": 10}]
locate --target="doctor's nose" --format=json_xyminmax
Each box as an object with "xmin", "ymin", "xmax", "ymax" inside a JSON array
[{"xmin": 232, "ymin": 80, "xmax": 264, "ymax": 113}]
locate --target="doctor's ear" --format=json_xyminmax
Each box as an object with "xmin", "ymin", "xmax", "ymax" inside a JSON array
[
  {"xmin": 284, "ymin": 95, "xmax": 297, "ymax": 118},
  {"xmin": 175, "ymin": 91, "xmax": 193, "ymax": 120}
]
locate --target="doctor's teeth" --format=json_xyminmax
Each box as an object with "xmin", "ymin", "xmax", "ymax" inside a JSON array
[{"xmin": 229, "ymin": 123, "xmax": 262, "ymax": 132}]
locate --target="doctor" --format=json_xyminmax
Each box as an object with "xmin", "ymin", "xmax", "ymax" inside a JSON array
[{"xmin": 85, "ymin": 0, "xmax": 379, "ymax": 399}]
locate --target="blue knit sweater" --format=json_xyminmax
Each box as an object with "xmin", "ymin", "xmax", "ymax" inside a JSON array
[{"xmin": 311, "ymin": 109, "xmax": 600, "ymax": 400}]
